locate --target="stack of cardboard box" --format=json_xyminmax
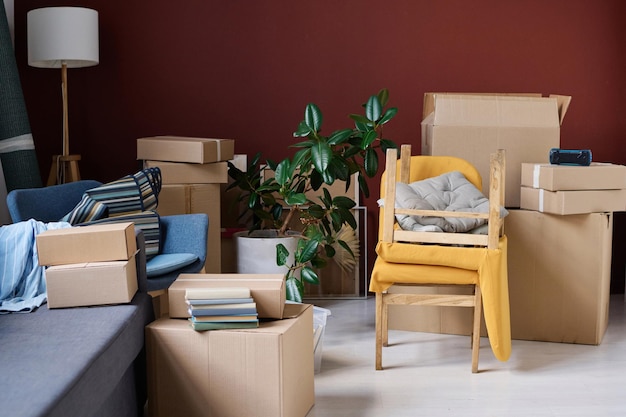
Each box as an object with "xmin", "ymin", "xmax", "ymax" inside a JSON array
[
  {"xmin": 146, "ymin": 274, "xmax": 314, "ymax": 417},
  {"xmin": 137, "ymin": 136, "xmax": 235, "ymax": 273},
  {"xmin": 36, "ymin": 222, "xmax": 138, "ymax": 308},
  {"xmin": 390, "ymin": 92, "xmax": 625, "ymax": 345}
]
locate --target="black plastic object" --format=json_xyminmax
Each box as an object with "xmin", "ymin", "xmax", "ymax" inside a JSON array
[{"xmin": 549, "ymin": 148, "xmax": 592, "ymax": 166}]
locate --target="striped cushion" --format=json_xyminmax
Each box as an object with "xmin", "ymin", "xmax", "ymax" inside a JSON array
[{"xmin": 61, "ymin": 168, "xmax": 161, "ymax": 224}]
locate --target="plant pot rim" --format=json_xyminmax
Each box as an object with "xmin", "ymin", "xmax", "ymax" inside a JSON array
[{"xmin": 233, "ymin": 229, "xmax": 301, "ymax": 239}]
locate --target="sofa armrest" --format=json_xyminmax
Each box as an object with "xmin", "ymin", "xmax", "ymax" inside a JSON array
[
  {"xmin": 134, "ymin": 229, "xmax": 149, "ymax": 293},
  {"xmin": 159, "ymin": 214, "xmax": 209, "ymax": 266}
]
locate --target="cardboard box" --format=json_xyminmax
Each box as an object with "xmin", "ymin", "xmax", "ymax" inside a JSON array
[
  {"xmin": 36, "ymin": 222, "xmax": 136, "ymax": 266},
  {"xmin": 521, "ymin": 162, "xmax": 626, "ymax": 191},
  {"xmin": 168, "ymin": 274, "xmax": 285, "ymax": 319},
  {"xmin": 421, "ymin": 93, "xmax": 571, "ymax": 207},
  {"xmin": 157, "ymin": 184, "xmax": 220, "ymax": 273},
  {"xmin": 144, "ymin": 160, "xmax": 228, "ymax": 184},
  {"xmin": 45, "ymin": 257, "xmax": 138, "ymax": 308},
  {"xmin": 137, "ymin": 136, "xmax": 235, "ymax": 164},
  {"xmin": 520, "ymin": 187, "xmax": 626, "ymax": 215},
  {"xmin": 146, "ymin": 303, "xmax": 314, "ymax": 417},
  {"xmin": 506, "ymin": 210, "xmax": 612, "ymax": 344},
  {"xmin": 389, "ymin": 210, "xmax": 613, "ymax": 345}
]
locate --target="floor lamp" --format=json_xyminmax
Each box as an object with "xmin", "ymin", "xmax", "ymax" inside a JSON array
[{"xmin": 27, "ymin": 7, "xmax": 99, "ymax": 185}]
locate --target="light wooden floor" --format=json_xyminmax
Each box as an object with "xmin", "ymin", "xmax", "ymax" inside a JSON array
[{"xmin": 307, "ymin": 294, "xmax": 626, "ymax": 417}]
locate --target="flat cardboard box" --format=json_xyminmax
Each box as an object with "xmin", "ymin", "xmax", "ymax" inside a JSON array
[
  {"xmin": 521, "ymin": 162, "xmax": 626, "ymax": 191},
  {"xmin": 137, "ymin": 136, "xmax": 235, "ymax": 164},
  {"xmin": 421, "ymin": 93, "xmax": 571, "ymax": 207},
  {"xmin": 520, "ymin": 187, "xmax": 626, "ymax": 215},
  {"xmin": 144, "ymin": 160, "xmax": 228, "ymax": 184},
  {"xmin": 45, "ymin": 256, "xmax": 138, "ymax": 308},
  {"xmin": 168, "ymin": 274, "xmax": 285, "ymax": 319},
  {"xmin": 146, "ymin": 303, "xmax": 314, "ymax": 417},
  {"xmin": 36, "ymin": 222, "xmax": 136, "ymax": 266},
  {"xmin": 157, "ymin": 184, "xmax": 221, "ymax": 273},
  {"xmin": 389, "ymin": 210, "xmax": 613, "ymax": 345}
]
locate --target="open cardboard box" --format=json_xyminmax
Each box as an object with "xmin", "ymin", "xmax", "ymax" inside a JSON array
[
  {"xmin": 146, "ymin": 303, "xmax": 314, "ymax": 417},
  {"xmin": 168, "ymin": 274, "xmax": 285, "ymax": 319},
  {"xmin": 421, "ymin": 93, "xmax": 571, "ymax": 207}
]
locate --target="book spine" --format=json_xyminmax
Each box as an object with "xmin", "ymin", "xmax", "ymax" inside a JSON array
[{"xmin": 189, "ymin": 307, "xmax": 258, "ymax": 316}]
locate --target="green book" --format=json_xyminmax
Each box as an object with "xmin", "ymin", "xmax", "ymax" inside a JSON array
[{"xmin": 189, "ymin": 319, "xmax": 259, "ymax": 331}]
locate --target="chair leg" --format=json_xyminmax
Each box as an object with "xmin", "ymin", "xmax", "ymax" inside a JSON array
[
  {"xmin": 375, "ymin": 292, "xmax": 383, "ymax": 370},
  {"xmin": 382, "ymin": 294, "xmax": 389, "ymax": 347},
  {"xmin": 471, "ymin": 285, "xmax": 482, "ymax": 373}
]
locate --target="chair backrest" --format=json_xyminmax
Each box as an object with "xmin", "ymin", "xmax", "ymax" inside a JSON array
[
  {"xmin": 6, "ymin": 180, "xmax": 102, "ymax": 223},
  {"xmin": 379, "ymin": 144, "xmax": 505, "ymax": 249}
]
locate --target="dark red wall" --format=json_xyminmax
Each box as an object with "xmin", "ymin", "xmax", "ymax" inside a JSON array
[{"xmin": 13, "ymin": 0, "xmax": 626, "ymax": 290}]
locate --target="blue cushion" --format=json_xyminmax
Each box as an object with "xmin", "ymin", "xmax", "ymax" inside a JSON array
[{"xmin": 146, "ymin": 253, "xmax": 198, "ymax": 278}]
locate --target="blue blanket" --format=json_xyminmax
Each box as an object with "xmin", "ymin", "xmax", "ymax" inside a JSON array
[{"xmin": 0, "ymin": 219, "xmax": 71, "ymax": 313}]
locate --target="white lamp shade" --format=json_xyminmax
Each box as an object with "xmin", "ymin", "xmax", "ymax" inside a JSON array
[{"xmin": 28, "ymin": 7, "xmax": 99, "ymax": 69}]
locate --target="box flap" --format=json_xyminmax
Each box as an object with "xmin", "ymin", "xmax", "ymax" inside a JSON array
[
  {"xmin": 423, "ymin": 92, "xmax": 544, "ymax": 120},
  {"xmin": 549, "ymin": 94, "xmax": 572, "ymax": 125}
]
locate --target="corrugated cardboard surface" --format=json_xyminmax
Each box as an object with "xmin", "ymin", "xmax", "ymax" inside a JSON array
[
  {"xmin": 157, "ymin": 184, "xmax": 220, "ymax": 273},
  {"xmin": 506, "ymin": 210, "xmax": 612, "ymax": 345},
  {"xmin": 146, "ymin": 304, "xmax": 314, "ymax": 417},
  {"xmin": 521, "ymin": 162, "xmax": 626, "ymax": 191},
  {"xmin": 36, "ymin": 222, "xmax": 136, "ymax": 266},
  {"xmin": 45, "ymin": 256, "xmax": 138, "ymax": 308},
  {"xmin": 137, "ymin": 136, "xmax": 235, "ymax": 164},
  {"xmin": 421, "ymin": 93, "xmax": 569, "ymax": 207},
  {"xmin": 144, "ymin": 160, "xmax": 228, "ymax": 184},
  {"xmin": 520, "ymin": 187, "xmax": 626, "ymax": 215},
  {"xmin": 168, "ymin": 274, "xmax": 285, "ymax": 319},
  {"xmin": 389, "ymin": 210, "xmax": 612, "ymax": 345}
]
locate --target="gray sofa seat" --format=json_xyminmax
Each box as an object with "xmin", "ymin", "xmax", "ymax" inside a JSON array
[{"xmin": 0, "ymin": 292, "xmax": 154, "ymax": 417}]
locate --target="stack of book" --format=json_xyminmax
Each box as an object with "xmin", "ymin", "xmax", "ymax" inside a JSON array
[{"xmin": 185, "ymin": 287, "xmax": 258, "ymax": 331}]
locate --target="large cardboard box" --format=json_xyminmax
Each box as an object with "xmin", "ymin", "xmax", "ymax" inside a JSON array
[
  {"xmin": 36, "ymin": 222, "xmax": 136, "ymax": 266},
  {"xmin": 144, "ymin": 160, "xmax": 228, "ymax": 184},
  {"xmin": 421, "ymin": 93, "xmax": 571, "ymax": 207},
  {"xmin": 146, "ymin": 303, "xmax": 314, "ymax": 417},
  {"xmin": 521, "ymin": 162, "xmax": 626, "ymax": 191},
  {"xmin": 520, "ymin": 187, "xmax": 626, "ymax": 215},
  {"xmin": 506, "ymin": 210, "xmax": 612, "ymax": 344},
  {"xmin": 389, "ymin": 210, "xmax": 613, "ymax": 345},
  {"xmin": 45, "ymin": 257, "xmax": 138, "ymax": 308},
  {"xmin": 168, "ymin": 274, "xmax": 285, "ymax": 319},
  {"xmin": 157, "ymin": 184, "xmax": 220, "ymax": 273},
  {"xmin": 137, "ymin": 136, "xmax": 235, "ymax": 164}
]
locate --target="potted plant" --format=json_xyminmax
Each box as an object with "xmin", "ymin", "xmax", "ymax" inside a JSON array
[{"xmin": 227, "ymin": 89, "xmax": 398, "ymax": 302}]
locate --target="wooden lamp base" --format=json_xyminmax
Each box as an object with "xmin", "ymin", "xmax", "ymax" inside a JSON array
[{"xmin": 47, "ymin": 154, "xmax": 82, "ymax": 186}]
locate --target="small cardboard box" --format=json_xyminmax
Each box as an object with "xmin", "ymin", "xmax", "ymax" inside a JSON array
[
  {"xmin": 36, "ymin": 222, "xmax": 136, "ymax": 266},
  {"xmin": 520, "ymin": 187, "xmax": 626, "ymax": 215},
  {"xmin": 144, "ymin": 160, "xmax": 228, "ymax": 184},
  {"xmin": 45, "ymin": 256, "xmax": 138, "ymax": 308},
  {"xmin": 168, "ymin": 274, "xmax": 285, "ymax": 319},
  {"xmin": 521, "ymin": 162, "xmax": 626, "ymax": 191},
  {"xmin": 146, "ymin": 303, "xmax": 314, "ymax": 417},
  {"xmin": 137, "ymin": 136, "xmax": 235, "ymax": 164},
  {"xmin": 421, "ymin": 93, "xmax": 571, "ymax": 207},
  {"xmin": 157, "ymin": 184, "xmax": 221, "ymax": 273}
]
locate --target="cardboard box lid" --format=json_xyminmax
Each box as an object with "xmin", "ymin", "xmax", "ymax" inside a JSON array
[
  {"xmin": 422, "ymin": 93, "xmax": 570, "ymax": 127},
  {"xmin": 521, "ymin": 162, "xmax": 626, "ymax": 191},
  {"xmin": 169, "ymin": 274, "xmax": 285, "ymax": 319}
]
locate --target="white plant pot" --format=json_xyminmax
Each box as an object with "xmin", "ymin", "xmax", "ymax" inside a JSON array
[{"xmin": 234, "ymin": 230, "xmax": 300, "ymax": 275}]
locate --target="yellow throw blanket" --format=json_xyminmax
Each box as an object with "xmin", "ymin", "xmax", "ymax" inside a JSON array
[{"xmin": 370, "ymin": 236, "xmax": 511, "ymax": 362}]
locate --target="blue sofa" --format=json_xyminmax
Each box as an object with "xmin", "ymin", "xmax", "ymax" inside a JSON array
[{"xmin": 0, "ymin": 230, "xmax": 155, "ymax": 417}]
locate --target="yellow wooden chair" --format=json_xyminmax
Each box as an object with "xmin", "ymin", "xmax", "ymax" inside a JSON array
[{"xmin": 370, "ymin": 144, "xmax": 510, "ymax": 373}]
